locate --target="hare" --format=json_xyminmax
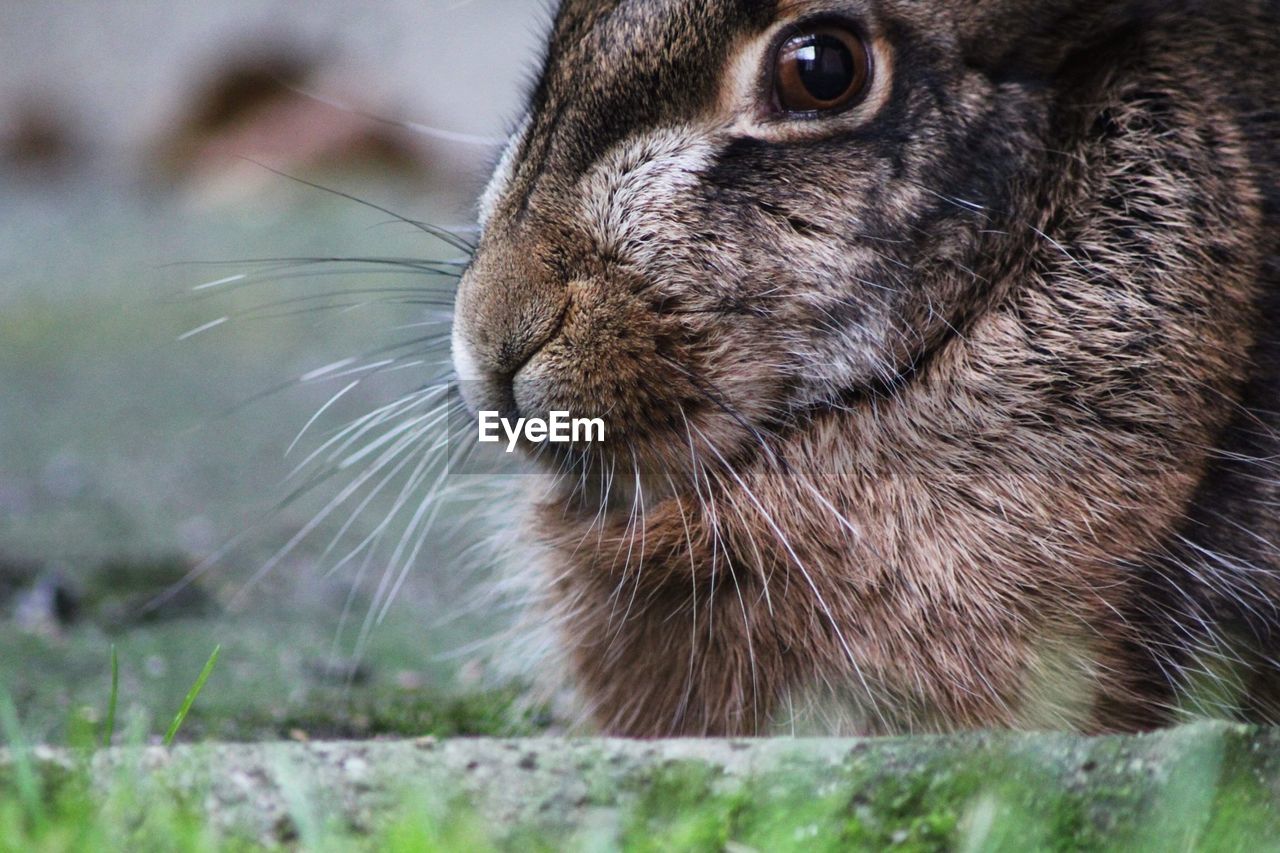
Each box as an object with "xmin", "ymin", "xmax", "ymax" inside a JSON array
[{"xmin": 450, "ymin": 0, "xmax": 1280, "ymax": 736}]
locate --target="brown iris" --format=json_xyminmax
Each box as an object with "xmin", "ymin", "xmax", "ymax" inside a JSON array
[{"xmin": 774, "ymin": 26, "xmax": 871, "ymax": 115}]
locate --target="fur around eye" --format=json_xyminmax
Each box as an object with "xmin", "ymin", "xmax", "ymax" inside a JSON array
[{"xmin": 773, "ymin": 24, "xmax": 871, "ymax": 115}]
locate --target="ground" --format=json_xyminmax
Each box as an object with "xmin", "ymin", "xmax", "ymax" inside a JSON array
[{"xmin": 0, "ymin": 173, "xmax": 535, "ymax": 745}]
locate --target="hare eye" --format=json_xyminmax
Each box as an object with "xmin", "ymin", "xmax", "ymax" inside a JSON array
[{"xmin": 773, "ymin": 26, "xmax": 870, "ymax": 115}]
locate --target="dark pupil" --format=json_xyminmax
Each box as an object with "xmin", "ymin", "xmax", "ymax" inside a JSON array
[{"xmin": 793, "ymin": 35, "xmax": 855, "ymax": 102}]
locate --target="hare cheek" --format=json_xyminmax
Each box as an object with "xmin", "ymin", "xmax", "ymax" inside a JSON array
[{"xmin": 577, "ymin": 127, "xmax": 716, "ymax": 270}]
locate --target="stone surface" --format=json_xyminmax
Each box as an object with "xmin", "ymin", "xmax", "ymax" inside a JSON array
[{"xmin": 9, "ymin": 722, "xmax": 1280, "ymax": 847}]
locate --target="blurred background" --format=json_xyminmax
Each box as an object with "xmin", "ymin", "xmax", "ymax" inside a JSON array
[{"xmin": 0, "ymin": 0, "xmax": 552, "ymax": 742}]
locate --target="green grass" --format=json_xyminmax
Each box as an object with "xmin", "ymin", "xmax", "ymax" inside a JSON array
[
  {"xmin": 102, "ymin": 645, "xmax": 119, "ymax": 749},
  {"xmin": 240, "ymin": 683, "xmax": 550, "ymax": 740},
  {"xmin": 0, "ymin": 599, "xmax": 531, "ymax": 746},
  {"xmin": 0, "ymin": 760, "xmax": 499, "ymax": 853},
  {"xmin": 0, "ymin": 645, "xmax": 540, "ymax": 851},
  {"xmin": 163, "ymin": 644, "xmax": 221, "ymax": 746},
  {"xmin": 610, "ymin": 743, "xmax": 1280, "ymax": 852}
]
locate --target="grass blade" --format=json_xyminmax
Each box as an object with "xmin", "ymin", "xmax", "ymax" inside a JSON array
[
  {"xmin": 0, "ymin": 692, "xmax": 42, "ymax": 826},
  {"xmin": 163, "ymin": 645, "xmax": 221, "ymax": 746},
  {"xmin": 102, "ymin": 644, "xmax": 119, "ymax": 748}
]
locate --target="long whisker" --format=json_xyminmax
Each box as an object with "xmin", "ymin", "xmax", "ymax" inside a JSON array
[{"xmin": 233, "ymin": 160, "xmax": 478, "ymax": 255}]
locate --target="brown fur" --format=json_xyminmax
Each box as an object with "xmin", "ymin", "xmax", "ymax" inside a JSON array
[{"xmin": 452, "ymin": 0, "xmax": 1280, "ymax": 735}]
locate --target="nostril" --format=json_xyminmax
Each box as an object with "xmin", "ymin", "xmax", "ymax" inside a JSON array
[
  {"xmin": 454, "ymin": 289, "xmax": 572, "ymax": 420},
  {"xmin": 492, "ymin": 293, "xmax": 572, "ymax": 379},
  {"xmin": 453, "ymin": 237, "xmax": 576, "ymax": 413},
  {"xmin": 496, "ymin": 339, "xmax": 536, "ymax": 379}
]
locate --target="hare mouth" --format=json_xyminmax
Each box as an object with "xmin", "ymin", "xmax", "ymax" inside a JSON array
[
  {"xmin": 499, "ymin": 337, "xmax": 932, "ymax": 514},
  {"xmin": 462, "ymin": 263, "xmax": 948, "ymax": 512}
]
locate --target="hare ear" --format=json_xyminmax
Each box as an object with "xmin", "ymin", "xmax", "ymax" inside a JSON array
[{"xmin": 952, "ymin": 0, "xmax": 1152, "ymax": 76}]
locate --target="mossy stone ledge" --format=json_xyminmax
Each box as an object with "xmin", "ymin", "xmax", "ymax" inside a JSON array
[{"xmin": 6, "ymin": 722, "xmax": 1280, "ymax": 850}]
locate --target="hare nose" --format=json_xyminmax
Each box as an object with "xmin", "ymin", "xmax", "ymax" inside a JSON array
[{"xmin": 452, "ymin": 239, "xmax": 572, "ymax": 411}]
